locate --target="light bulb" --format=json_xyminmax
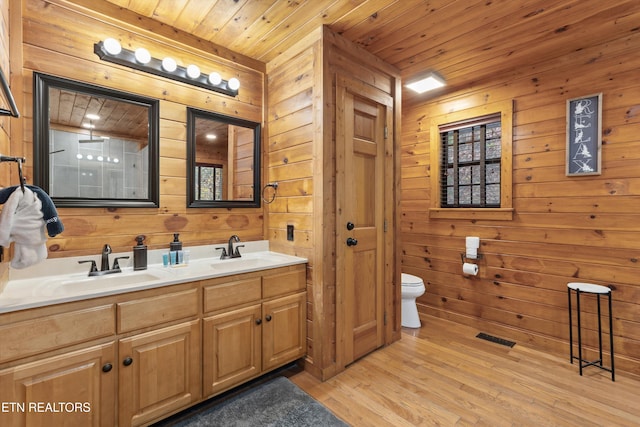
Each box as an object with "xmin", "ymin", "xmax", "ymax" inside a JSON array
[
  {"xmin": 134, "ymin": 48, "xmax": 151, "ymax": 64},
  {"xmin": 208, "ymin": 72, "xmax": 222, "ymax": 85},
  {"xmin": 76, "ymin": 153, "xmax": 83, "ymax": 160},
  {"xmin": 97, "ymin": 156, "xmax": 104, "ymax": 162},
  {"xmin": 86, "ymin": 154, "xmax": 94, "ymax": 160},
  {"xmin": 113, "ymin": 158, "xmax": 119, "ymax": 163},
  {"xmin": 162, "ymin": 57, "xmax": 177, "ymax": 72},
  {"xmin": 228, "ymin": 77, "xmax": 240, "ymax": 91},
  {"xmin": 103, "ymin": 38, "xmax": 122, "ymax": 55},
  {"xmin": 186, "ymin": 64, "xmax": 200, "ymax": 79}
]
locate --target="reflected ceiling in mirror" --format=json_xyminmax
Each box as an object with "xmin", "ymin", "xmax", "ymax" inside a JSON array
[
  {"xmin": 187, "ymin": 107, "xmax": 261, "ymax": 208},
  {"xmin": 33, "ymin": 73, "xmax": 159, "ymax": 207}
]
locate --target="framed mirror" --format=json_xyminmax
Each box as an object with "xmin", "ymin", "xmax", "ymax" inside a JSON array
[
  {"xmin": 187, "ymin": 107, "xmax": 261, "ymax": 208},
  {"xmin": 33, "ymin": 72, "xmax": 160, "ymax": 208}
]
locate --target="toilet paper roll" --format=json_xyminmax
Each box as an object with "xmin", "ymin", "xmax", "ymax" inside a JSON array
[{"xmin": 463, "ymin": 262, "xmax": 479, "ymax": 276}]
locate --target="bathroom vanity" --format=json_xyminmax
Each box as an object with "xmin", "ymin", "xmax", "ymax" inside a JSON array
[{"xmin": 0, "ymin": 244, "xmax": 307, "ymax": 427}]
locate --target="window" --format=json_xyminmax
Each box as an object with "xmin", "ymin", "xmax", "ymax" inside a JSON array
[
  {"xmin": 429, "ymin": 100, "xmax": 513, "ymax": 220},
  {"xmin": 440, "ymin": 114, "xmax": 501, "ymax": 208},
  {"xmin": 195, "ymin": 163, "xmax": 223, "ymax": 201}
]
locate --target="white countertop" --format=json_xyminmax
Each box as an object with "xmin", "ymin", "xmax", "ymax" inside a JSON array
[{"xmin": 0, "ymin": 241, "xmax": 307, "ymax": 313}]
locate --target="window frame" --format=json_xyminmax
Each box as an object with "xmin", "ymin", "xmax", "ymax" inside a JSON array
[{"xmin": 429, "ymin": 100, "xmax": 514, "ymax": 220}]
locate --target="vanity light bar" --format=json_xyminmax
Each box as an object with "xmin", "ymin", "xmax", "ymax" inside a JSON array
[{"xmin": 94, "ymin": 40, "xmax": 239, "ymax": 97}]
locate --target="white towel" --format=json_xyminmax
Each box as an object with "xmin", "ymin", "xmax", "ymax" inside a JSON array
[{"xmin": 0, "ymin": 187, "xmax": 48, "ymax": 268}]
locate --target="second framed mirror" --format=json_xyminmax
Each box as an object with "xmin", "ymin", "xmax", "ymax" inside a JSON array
[{"xmin": 186, "ymin": 107, "xmax": 261, "ymax": 208}]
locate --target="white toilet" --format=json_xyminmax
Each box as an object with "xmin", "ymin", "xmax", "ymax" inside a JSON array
[{"xmin": 401, "ymin": 273, "xmax": 426, "ymax": 328}]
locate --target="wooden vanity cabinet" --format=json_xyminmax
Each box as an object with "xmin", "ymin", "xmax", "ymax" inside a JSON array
[
  {"xmin": 0, "ymin": 342, "xmax": 116, "ymax": 427},
  {"xmin": 117, "ymin": 288, "xmax": 200, "ymax": 427},
  {"xmin": 0, "ymin": 304, "xmax": 117, "ymax": 427},
  {"xmin": 262, "ymin": 291, "xmax": 306, "ymax": 371},
  {"xmin": 202, "ymin": 265, "xmax": 306, "ymax": 398},
  {"xmin": 203, "ymin": 304, "xmax": 262, "ymax": 396},
  {"xmin": 0, "ymin": 262, "xmax": 306, "ymax": 426}
]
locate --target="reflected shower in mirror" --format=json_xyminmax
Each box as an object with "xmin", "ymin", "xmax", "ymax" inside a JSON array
[
  {"xmin": 33, "ymin": 73, "xmax": 159, "ymax": 207},
  {"xmin": 187, "ymin": 107, "xmax": 261, "ymax": 208}
]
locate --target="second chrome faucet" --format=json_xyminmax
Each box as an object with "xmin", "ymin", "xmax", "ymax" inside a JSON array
[
  {"xmin": 79, "ymin": 244, "xmax": 130, "ymax": 276},
  {"xmin": 215, "ymin": 235, "xmax": 244, "ymax": 260}
]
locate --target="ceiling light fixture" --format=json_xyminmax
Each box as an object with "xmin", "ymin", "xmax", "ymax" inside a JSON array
[
  {"xmin": 405, "ymin": 72, "xmax": 446, "ymax": 94},
  {"xmin": 186, "ymin": 64, "xmax": 201, "ymax": 79},
  {"xmin": 134, "ymin": 48, "xmax": 151, "ymax": 64},
  {"xmin": 162, "ymin": 57, "xmax": 177, "ymax": 72},
  {"xmin": 94, "ymin": 40, "xmax": 240, "ymax": 97}
]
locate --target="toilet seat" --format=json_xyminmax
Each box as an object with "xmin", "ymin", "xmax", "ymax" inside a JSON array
[{"xmin": 401, "ymin": 273, "xmax": 423, "ymax": 285}]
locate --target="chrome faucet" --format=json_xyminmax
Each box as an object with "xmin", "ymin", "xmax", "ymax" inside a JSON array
[
  {"xmin": 79, "ymin": 244, "xmax": 129, "ymax": 276},
  {"xmin": 215, "ymin": 235, "xmax": 244, "ymax": 260},
  {"xmin": 101, "ymin": 244, "xmax": 112, "ymax": 271},
  {"xmin": 228, "ymin": 235, "xmax": 240, "ymax": 258}
]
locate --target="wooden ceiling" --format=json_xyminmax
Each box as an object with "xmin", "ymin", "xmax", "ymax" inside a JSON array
[{"xmin": 100, "ymin": 0, "xmax": 640, "ymax": 103}]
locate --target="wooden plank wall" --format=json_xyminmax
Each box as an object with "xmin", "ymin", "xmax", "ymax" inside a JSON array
[
  {"xmin": 266, "ymin": 29, "xmax": 321, "ymax": 376},
  {"xmin": 266, "ymin": 26, "xmax": 401, "ymax": 381},
  {"xmin": 402, "ymin": 28, "xmax": 640, "ymax": 375},
  {"xmin": 12, "ymin": 0, "xmax": 265, "ymax": 257}
]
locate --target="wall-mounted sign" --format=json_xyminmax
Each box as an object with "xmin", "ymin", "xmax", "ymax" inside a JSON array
[{"xmin": 566, "ymin": 93, "xmax": 602, "ymax": 176}]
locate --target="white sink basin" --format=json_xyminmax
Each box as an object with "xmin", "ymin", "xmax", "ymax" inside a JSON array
[
  {"xmin": 32, "ymin": 271, "xmax": 164, "ymax": 297},
  {"xmin": 210, "ymin": 252, "xmax": 294, "ymax": 272}
]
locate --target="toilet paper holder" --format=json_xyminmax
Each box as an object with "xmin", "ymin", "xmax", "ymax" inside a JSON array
[{"xmin": 460, "ymin": 252, "xmax": 482, "ymax": 264}]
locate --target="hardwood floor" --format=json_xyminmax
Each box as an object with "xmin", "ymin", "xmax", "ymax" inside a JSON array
[{"xmin": 290, "ymin": 315, "xmax": 640, "ymax": 426}]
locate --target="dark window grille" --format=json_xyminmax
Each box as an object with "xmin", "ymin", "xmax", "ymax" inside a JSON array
[
  {"xmin": 195, "ymin": 163, "xmax": 223, "ymax": 201},
  {"xmin": 440, "ymin": 113, "xmax": 501, "ymax": 208}
]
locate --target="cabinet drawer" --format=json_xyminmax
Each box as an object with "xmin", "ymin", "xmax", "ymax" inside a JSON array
[
  {"xmin": 262, "ymin": 268, "xmax": 306, "ymax": 299},
  {"xmin": 117, "ymin": 289, "xmax": 198, "ymax": 333},
  {"xmin": 203, "ymin": 278, "xmax": 261, "ymax": 313},
  {"xmin": 0, "ymin": 305, "xmax": 115, "ymax": 363}
]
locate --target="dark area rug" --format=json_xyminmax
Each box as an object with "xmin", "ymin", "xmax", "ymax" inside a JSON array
[{"xmin": 156, "ymin": 376, "xmax": 349, "ymax": 427}]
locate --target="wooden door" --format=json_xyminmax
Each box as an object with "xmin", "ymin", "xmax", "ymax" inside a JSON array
[
  {"xmin": 262, "ymin": 292, "xmax": 307, "ymax": 371},
  {"xmin": 0, "ymin": 342, "xmax": 116, "ymax": 427},
  {"xmin": 336, "ymin": 75, "xmax": 393, "ymax": 366},
  {"xmin": 202, "ymin": 304, "xmax": 262, "ymax": 397},
  {"xmin": 118, "ymin": 320, "xmax": 200, "ymax": 427}
]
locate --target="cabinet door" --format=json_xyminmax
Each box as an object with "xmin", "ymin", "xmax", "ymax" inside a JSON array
[
  {"xmin": 202, "ymin": 304, "xmax": 262, "ymax": 397},
  {"xmin": 118, "ymin": 320, "xmax": 200, "ymax": 427},
  {"xmin": 0, "ymin": 342, "xmax": 116, "ymax": 427},
  {"xmin": 262, "ymin": 292, "xmax": 307, "ymax": 371}
]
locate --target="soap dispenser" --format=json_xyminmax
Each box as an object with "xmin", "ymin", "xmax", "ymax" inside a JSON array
[
  {"xmin": 170, "ymin": 233, "xmax": 182, "ymax": 252},
  {"xmin": 133, "ymin": 235, "xmax": 147, "ymax": 271}
]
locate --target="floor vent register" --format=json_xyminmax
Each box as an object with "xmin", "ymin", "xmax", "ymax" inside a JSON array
[{"xmin": 476, "ymin": 332, "xmax": 516, "ymax": 348}]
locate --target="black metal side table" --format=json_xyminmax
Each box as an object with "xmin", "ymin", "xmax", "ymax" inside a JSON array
[{"xmin": 567, "ymin": 282, "xmax": 614, "ymax": 381}]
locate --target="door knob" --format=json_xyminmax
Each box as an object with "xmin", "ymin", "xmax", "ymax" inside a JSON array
[
  {"xmin": 256, "ymin": 318, "xmax": 262, "ymax": 325},
  {"xmin": 265, "ymin": 314, "xmax": 272, "ymax": 322},
  {"xmin": 346, "ymin": 237, "xmax": 358, "ymax": 246},
  {"xmin": 123, "ymin": 357, "xmax": 133, "ymax": 366},
  {"xmin": 346, "ymin": 221, "xmax": 355, "ymax": 230},
  {"xmin": 102, "ymin": 363, "xmax": 113, "ymax": 373}
]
